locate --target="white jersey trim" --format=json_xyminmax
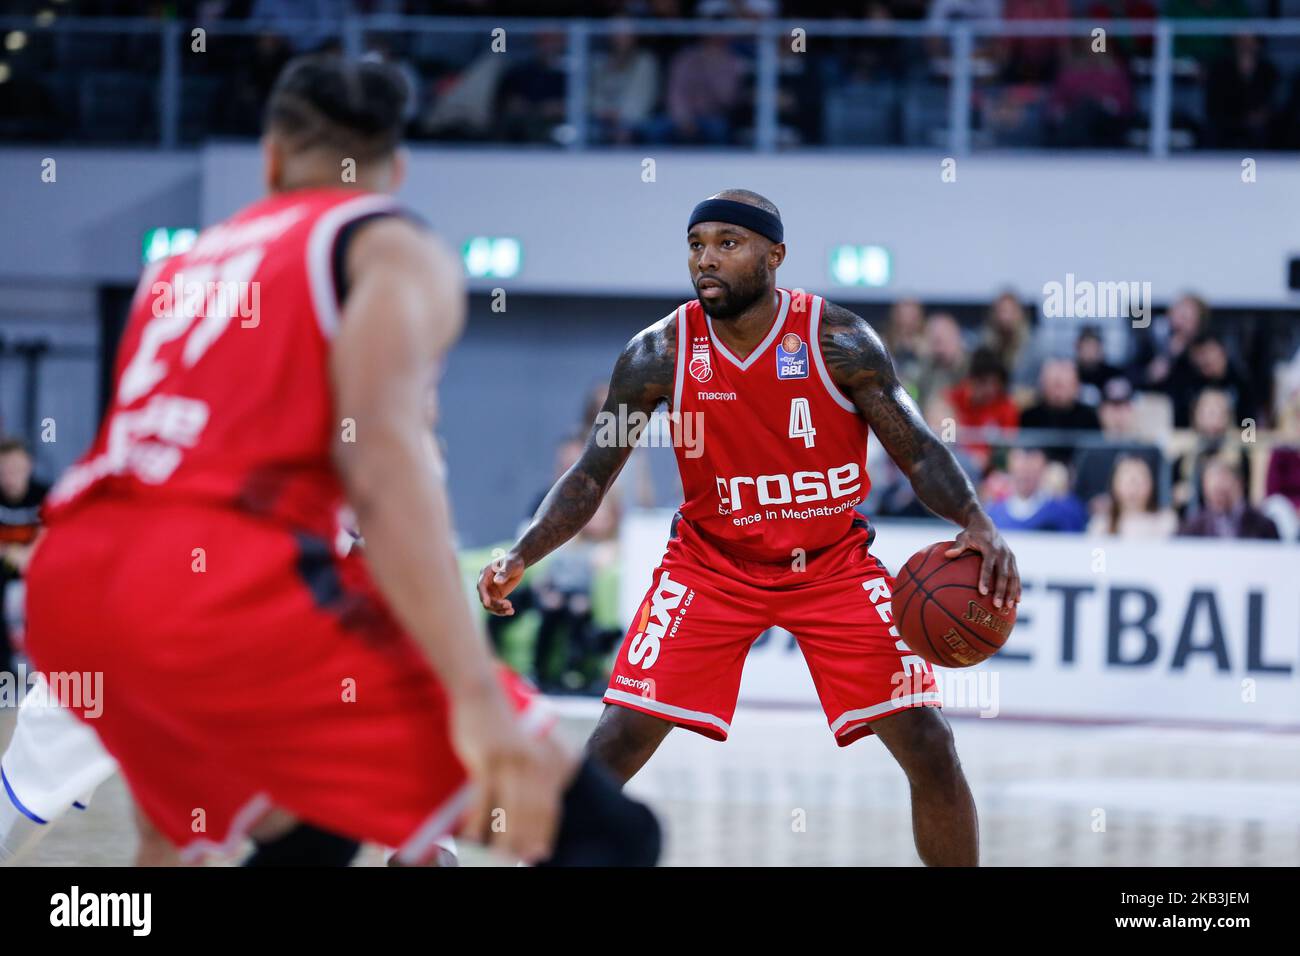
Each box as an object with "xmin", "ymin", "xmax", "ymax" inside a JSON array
[
  {"xmin": 305, "ymin": 193, "xmax": 401, "ymax": 339},
  {"xmin": 829, "ymin": 692, "xmax": 943, "ymax": 736},
  {"xmin": 178, "ymin": 792, "xmax": 275, "ymax": 864},
  {"xmin": 671, "ymin": 304, "xmax": 688, "ymax": 413},
  {"xmin": 603, "ymin": 688, "xmax": 731, "ymax": 736},
  {"xmin": 809, "ymin": 294, "xmax": 858, "ymax": 414},
  {"xmin": 706, "ymin": 287, "xmax": 790, "ymax": 371}
]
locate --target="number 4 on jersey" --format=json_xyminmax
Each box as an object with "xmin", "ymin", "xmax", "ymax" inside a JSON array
[{"xmin": 789, "ymin": 397, "xmax": 816, "ymax": 448}]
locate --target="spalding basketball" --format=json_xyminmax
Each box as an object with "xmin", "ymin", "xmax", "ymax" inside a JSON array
[{"xmin": 892, "ymin": 541, "xmax": 1016, "ymax": 668}]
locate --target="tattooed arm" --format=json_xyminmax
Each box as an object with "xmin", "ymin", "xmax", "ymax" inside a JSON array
[
  {"xmin": 820, "ymin": 301, "xmax": 1020, "ymax": 608},
  {"xmin": 477, "ymin": 315, "xmax": 677, "ymax": 616}
]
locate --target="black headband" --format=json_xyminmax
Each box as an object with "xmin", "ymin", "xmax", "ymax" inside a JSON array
[{"xmin": 688, "ymin": 199, "xmax": 783, "ymax": 244}]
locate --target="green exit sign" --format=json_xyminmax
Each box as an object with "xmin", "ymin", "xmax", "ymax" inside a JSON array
[
  {"xmin": 462, "ymin": 236, "xmax": 521, "ymax": 279},
  {"xmin": 830, "ymin": 245, "xmax": 891, "ymax": 287},
  {"xmin": 142, "ymin": 227, "xmax": 198, "ymax": 264}
]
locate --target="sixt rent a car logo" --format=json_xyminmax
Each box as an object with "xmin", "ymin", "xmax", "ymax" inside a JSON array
[
  {"xmin": 627, "ymin": 571, "xmax": 692, "ymax": 670},
  {"xmin": 714, "ymin": 462, "xmax": 861, "ymax": 514}
]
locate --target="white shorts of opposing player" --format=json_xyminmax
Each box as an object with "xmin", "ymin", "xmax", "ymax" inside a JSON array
[{"xmin": 0, "ymin": 673, "xmax": 118, "ymax": 864}]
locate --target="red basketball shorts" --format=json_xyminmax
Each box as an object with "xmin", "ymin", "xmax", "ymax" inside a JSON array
[
  {"xmin": 605, "ymin": 516, "xmax": 940, "ymax": 746},
  {"xmin": 24, "ymin": 499, "xmax": 549, "ymax": 863}
]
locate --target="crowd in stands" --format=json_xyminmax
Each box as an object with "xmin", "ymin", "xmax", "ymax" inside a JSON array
[
  {"xmin": 0, "ymin": 440, "xmax": 45, "ymax": 679},
  {"xmin": 495, "ymin": 288, "xmax": 1300, "ymax": 686},
  {"xmin": 863, "ymin": 291, "xmax": 1300, "ymax": 542},
  {"xmin": 6, "ymin": 0, "xmax": 1300, "ymax": 149}
]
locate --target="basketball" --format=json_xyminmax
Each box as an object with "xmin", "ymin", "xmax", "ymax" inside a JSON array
[{"xmin": 893, "ymin": 541, "xmax": 1016, "ymax": 668}]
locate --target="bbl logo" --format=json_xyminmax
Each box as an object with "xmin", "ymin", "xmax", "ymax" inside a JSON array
[{"xmin": 777, "ymin": 332, "xmax": 808, "ymax": 380}]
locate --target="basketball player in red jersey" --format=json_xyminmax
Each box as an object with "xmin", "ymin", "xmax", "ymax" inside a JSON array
[
  {"xmin": 479, "ymin": 189, "xmax": 1020, "ymax": 866},
  {"xmin": 24, "ymin": 55, "xmax": 658, "ymax": 867}
]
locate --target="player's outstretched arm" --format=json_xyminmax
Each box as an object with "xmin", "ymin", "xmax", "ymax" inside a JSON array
[
  {"xmin": 332, "ymin": 217, "xmax": 568, "ymax": 863},
  {"xmin": 477, "ymin": 318, "xmax": 676, "ymax": 616},
  {"xmin": 819, "ymin": 301, "xmax": 1021, "ymax": 608}
]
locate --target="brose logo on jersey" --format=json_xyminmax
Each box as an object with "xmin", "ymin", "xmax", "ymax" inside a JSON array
[
  {"xmin": 627, "ymin": 570, "xmax": 693, "ymax": 670},
  {"xmin": 689, "ymin": 335, "xmax": 713, "ymax": 383},
  {"xmin": 714, "ymin": 461, "xmax": 861, "ymax": 515}
]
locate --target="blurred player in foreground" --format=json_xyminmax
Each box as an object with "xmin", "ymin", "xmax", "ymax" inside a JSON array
[
  {"xmin": 21, "ymin": 55, "xmax": 658, "ymax": 867},
  {"xmin": 480, "ymin": 190, "xmax": 1018, "ymax": 866}
]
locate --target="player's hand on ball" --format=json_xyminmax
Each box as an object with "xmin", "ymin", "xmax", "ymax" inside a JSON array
[
  {"xmin": 945, "ymin": 516, "xmax": 1020, "ymax": 610},
  {"xmin": 477, "ymin": 551, "xmax": 525, "ymax": 615},
  {"xmin": 451, "ymin": 689, "xmax": 568, "ymax": 864}
]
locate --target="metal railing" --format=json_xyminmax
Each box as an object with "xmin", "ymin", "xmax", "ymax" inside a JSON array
[{"xmin": 4, "ymin": 15, "xmax": 1300, "ymax": 154}]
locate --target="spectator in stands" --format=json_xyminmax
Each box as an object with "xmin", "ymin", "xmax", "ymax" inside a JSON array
[
  {"xmin": 421, "ymin": 49, "xmax": 510, "ymax": 141},
  {"xmin": 645, "ymin": 34, "xmax": 748, "ymax": 145},
  {"xmin": 1265, "ymin": 444, "xmax": 1300, "ymax": 514},
  {"xmin": 926, "ymin": 0, "xmax": 1003, "ymax": 26},
  {"xmin": 1088, "ymin": 455, "xmax": 1177, "ymax": 539},
  {"xmin": 1097, "ymin": 375, "xmax": 1142, "ymax": 441},
  {"xmin": 822, "ymin": 2, "xmax": 905, "ymax": 90},
  {"xmin": 915, "ymin": 312, "xmax": 968, "ymax": 408},
  {"xmin": 889, "ymin": 0, "xmax": 932, "ymax": 16},
  {"xmin": 590, "ymin": 25, "xmax": 660, "ymax": 145},
  {"xmin": 980, "ymin": 291, "xmax": 1038, "ymax": 389},
  {"xmin": 1132, "ymin": 293, "xmax": 1206, "ymax": 400},
  {"xmin": 1183, "ymin": 333, "xmax": 1255, "ymax": 427},
  {"xmin": 1047, "ymin": 36, "xmax": 1135, "ymax": 148},
  {"xmin": 886, "ymin": 297, "xmax": 926, "ymax": 394},
  {"xmin": 1020, "ymin": 358, "xmax": 1102, "ymax": 462},
  {"xmin": 695, "ymin": 0, "xmax": 780, "ymax": 16},
  {"xmin": 1073, "ymin": 377, "xmax": 1164, "ymax": 514},
  {"xmin": 1165, "ymin": 0, "xmax": 1249, "ymax": 66},
  {"xmin": 250, "ymin": 0, "xmax": 350, "ymax": 54},
  {"xmin": 999, "ymin": 0, "xmax": 1071, "ymax": 84},
  {"xmin": 1276, "ymin": 338, "xmax": 1300, "ymax": 432},
  {"xmin": 1205, "ymin": 34, "xmax": 1279, "ymax": 150},
  {"xmin": 946, "ymin": 346, "xmax": 1019, "ymax": 472},
  {"xmin": 1083, "ymin": 0, "xmax": 1157, "ymax": 59},
  {"xmin": 217, "ymin": 32, "xmax": 293, "ymax": 136},
  {"xmin": 1074, "ymin": 325, "xmax": 1125, "ymax": 406},
  {"xmin": 0, "ymin": 439, "xmax": 47, "ymax": 678},
  {"xmin": 496, "ymin": 31, "xmax": 569, "ymax": 143},
  {"xmin": 776, "ymin": 30, "xmax": 828, "ymax": 145},
  {"xmin": 1264, "ymin": 367, "xmax": 1300, "ymax": 513},
  {"xmin": 986, "ymin": 446, "xmax": 1088, "ymax": 532},
  {"xmin": 1172, "ymin": 387, "xmax": 1251, "ymax": 514},
  {"xmin": 1179, "ymin": 458, "xmax": 1279, "ymax": 540},
  {"xmin": 1273, "ymin": 69, "xmax": 1300, "ymax": 150}
]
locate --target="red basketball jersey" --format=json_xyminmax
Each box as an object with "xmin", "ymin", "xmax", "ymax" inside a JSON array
[
  {"xmin": 45, "ymin": 187, "xmax": 404, "ymax": 540},
  {"xmin": 670, "ymin": 288, "xmax": 871, "ymax": 562}
]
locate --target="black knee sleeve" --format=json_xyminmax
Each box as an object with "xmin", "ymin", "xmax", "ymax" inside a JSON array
[
  {"xmin": 538, "ymin": 756, "xmax": 661, "ymax": 867},
  {"xmin": 243, "ymin": 822, "xmax": 361, "ymax": 867}
]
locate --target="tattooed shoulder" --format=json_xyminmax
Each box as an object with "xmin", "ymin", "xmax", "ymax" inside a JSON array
[
  {"xmin": 817, "ymin": 300, "xmax": 895, "ymax": 394},
  {"xmin": 612, "ymin": 311, "xmax": 678, "ymax": 408}
]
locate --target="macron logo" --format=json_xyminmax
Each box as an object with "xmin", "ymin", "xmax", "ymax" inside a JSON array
[{"xmin": 50, "ymin": 886, "xmax": 151, "ymax": 937}]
